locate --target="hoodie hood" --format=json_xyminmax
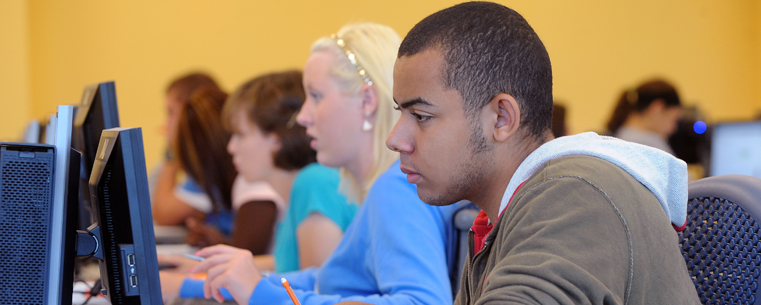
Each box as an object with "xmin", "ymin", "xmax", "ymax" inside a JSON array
[{"xmin": 499, "ymin": 132, "xmax": 688, "ymax": 227}]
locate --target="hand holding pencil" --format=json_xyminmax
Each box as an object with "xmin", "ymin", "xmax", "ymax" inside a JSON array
[{"xmin": 191, "ymin": 244, "xmax": 263, "ymax": 305}]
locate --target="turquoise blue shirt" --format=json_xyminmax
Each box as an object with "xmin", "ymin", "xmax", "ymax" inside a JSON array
[{"xmin": 273, "ymin": 163, "xmax": 357, "ymax": 272}]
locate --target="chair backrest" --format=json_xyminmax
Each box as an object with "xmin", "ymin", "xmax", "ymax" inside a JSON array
[
  {"xmin": 678, "ymin": 174, "xmax": 761, "ymax": 305},
  {"xmin": 450, "ymin": 201, "xmax": 480, "ymax": 297}
]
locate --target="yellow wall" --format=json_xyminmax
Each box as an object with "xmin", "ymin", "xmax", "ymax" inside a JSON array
[
  {"xmin": 0, "ymin": 0, "xmax": 30, "ymax": 142},
  {"xmin": 756, "ymin": 0, "xmax": 761, "ymax": 104},
  {"xmin": 5, "ymin": 0, "xmax": 760, "ymax": 170}
]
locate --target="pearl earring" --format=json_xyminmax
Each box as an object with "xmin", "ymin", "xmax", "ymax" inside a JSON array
[{"xmin": 362, "ymin": 111, "xmax": 372, "ymax": 131}]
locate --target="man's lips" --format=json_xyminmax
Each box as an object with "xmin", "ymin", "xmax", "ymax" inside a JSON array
[{"xmin": 400, "ymin": 165, "xmax": 421, "ymax": 184}]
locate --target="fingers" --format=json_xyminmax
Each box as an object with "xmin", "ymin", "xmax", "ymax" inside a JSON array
[
  {"xmin": 196, "ymin": 244, "xmax": 244, "ymax": 257},
  {"xmin": 195, "ymin": 249, "xmax": 261, "ymax": 305},
  {"xmin": 191, "ymin": 253, "xmax": 234, "ymax": 273},
  {"xmin": 203, "ymin": 261, "xmax": 253, "ymax": 305},
  {"xmin": 204, "ymin": 262, "xmax": 231, "ymax": 302}
]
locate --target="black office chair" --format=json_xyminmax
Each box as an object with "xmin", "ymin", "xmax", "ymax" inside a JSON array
[{"xmin": 678, "ymin": 174, "xmax": 761, "ymax": 304}]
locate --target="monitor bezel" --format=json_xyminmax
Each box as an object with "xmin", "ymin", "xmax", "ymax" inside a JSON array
[
  {"xmin": 88, "ymin": 127, "xmax": 163, "ymax": 304},
  {"xmin": 48, "ymin": 105, "xmax": 79, "ymax": 305}
]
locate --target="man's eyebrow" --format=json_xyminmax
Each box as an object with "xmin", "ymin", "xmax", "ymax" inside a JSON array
[{"xmin": 394, "ymin": 97, "xmax": 435, "ymax": 109}]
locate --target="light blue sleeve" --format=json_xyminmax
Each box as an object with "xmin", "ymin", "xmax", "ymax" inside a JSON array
[
  {"xmin": 249, "ymin": 165, "xmax": 454, "ymax": 305},
  {"xmin": 359, "ymin": 170, "xmax": 454, "ymax": 304},
  {"xmin": 180, "ymin": 278, "xmax": 234, "ymax": 300},
  {"xmin": 270, "ymin": 268, "xmax": 318, "ymax": 290},
  {"xmin": 179, "ymin": 269, "xmax": 320, "ymax": 303}
]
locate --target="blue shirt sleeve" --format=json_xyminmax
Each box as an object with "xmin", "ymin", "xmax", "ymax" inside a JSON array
[
  {"xmin": 251, "ymin": 161, "xmax": 456, "ymax": 305},
  {"xmin": 349, "ymin": 168, "xmax": 454, "ymax": 305},
  {"xmin": 179, "ymin": 269, "xmax": 319, "ymax": 303},
  {"xmin": 181, "ymin": 177, "xmax": 204, "ymax": 193},
  {"xmin": 180, "ymin": 278, "xmax": 234, "ymax": 300}
]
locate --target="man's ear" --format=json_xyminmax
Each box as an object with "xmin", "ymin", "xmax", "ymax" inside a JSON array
[
  {"xmin": 490, "ymin": 93, "xmax": 521, "ymax": 143},
  {"xmin": 360, "ymin": 84, "xmax": 379, "ymax": 119}
]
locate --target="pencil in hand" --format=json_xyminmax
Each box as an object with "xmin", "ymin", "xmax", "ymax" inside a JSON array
[{"xmin": 281, "ymin": 278, "xmax": 301, "ymax": 305}]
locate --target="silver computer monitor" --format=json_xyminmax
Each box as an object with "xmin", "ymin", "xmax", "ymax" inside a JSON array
[
  {"xmin": 710, "ymin": 120, "xmax": 761, "ymax": 178},
  {"xmin": 50, "ymin": 105, "xmax": 78, "ymax": 304},
  {"xmin": 20, "ymin": 119, "xmax": 41, "ymax": 144},
  {"xmin": 44, "ymin": 114, "xmax": 57, "ymax": 145}
]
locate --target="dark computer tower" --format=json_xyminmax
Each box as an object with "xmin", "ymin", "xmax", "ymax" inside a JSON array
[
  {"xmin": 0, "ymin": 105, "xmax": 81, "ymax": 305},
  {"xmin": 0, "ymin": 143, "xmax": 81, "ymax": 305},
  {"xmin": 0, "ymin": 143, "xmax": 57, "ymax": 304}
]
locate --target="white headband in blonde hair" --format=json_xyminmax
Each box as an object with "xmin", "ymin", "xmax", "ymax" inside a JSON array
[{"xmin": 330, "ymin": 34, "xmax": 373, "ymax": 85}]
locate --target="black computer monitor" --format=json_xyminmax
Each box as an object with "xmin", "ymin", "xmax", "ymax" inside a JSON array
[
  {"xmin": 88, "ymin": 127, "xmax": 162, "ymax": 304},
  {"xmin": 73, "ymin": 81, "xmax": 120, "ymax": 230},
  {"xmin": 668, "ymin": 106, "xmax": 710, "ymax": 165}
]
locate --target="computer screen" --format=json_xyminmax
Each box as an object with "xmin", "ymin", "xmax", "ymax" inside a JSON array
[
  {"xmin": 51, "ymin": 106, "xmax": 81, "ymax": 305},
  {"xmin": 710, "ymin": 120, "xmax": 761, "ymax": 178},
  {"xmin": 88, "ymin": 127, "xmax": 162, "ymax": 304},
  {"xmin": 668, "ymin": 106, "xmax": 710, "ymax": 165},
  {"xmin": 73, "ymin": 81, "xmax": 120, "ymax": 230},
  {"xmin": 44, "ymin": 113, "xmax": 57, "ymax": 145}
]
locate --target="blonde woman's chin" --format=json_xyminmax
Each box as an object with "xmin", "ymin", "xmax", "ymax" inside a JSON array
[{"xmin": 316, "ymin": 152, "xmax": 344, "ymax": 169}]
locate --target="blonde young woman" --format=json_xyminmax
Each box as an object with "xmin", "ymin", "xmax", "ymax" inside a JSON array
[{"xmin": 177, "ymin": 23, "xmax": 459, "ymax": 305}]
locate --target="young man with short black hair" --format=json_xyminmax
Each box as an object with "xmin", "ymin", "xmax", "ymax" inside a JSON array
[{"xmin": 387, "ymin": 2, "xmax": 700, "ymax": 304}]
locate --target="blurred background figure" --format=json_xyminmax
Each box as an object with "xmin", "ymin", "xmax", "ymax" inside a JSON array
[
  {"xmin": 172, "ymin": 85, "xmax": 237, "ymax": 243},
  {"xmin": 152, "ymin": 72, "xmax": 221, "ymax": 228},
  {"xmin": 152, "ymin": 72, "xmax": 283, "ymax": 255},
  {"xmin": 221, "ymin": 70, "xmax": 356, "ymax": 272},
  {"xmin": 174, "ymin": 84, "xmax": 285, "ymax": 255},
  {"xmin": 606, "ymin": 78, "xmax": 683, "ymax": 155},
  {"xmin": 161, "ymin": 22, "xmax": 457, "ymax": 305}
]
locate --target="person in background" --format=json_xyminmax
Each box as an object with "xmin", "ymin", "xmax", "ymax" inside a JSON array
[
  {"xmin": 172, "ymin": 85, "xmax": 283, "ymax": 255},
  {"xmin": 165, "ymin": 22, "xmax": 458, "ymax": 305},
  {"xmin": 161, "ymin": 70, "xmax": 358, "ymax": 304},
  {"xmin": 606, "ymin": 78, "xmax": 683, "ymax": 155},
  {"xmin": 152, "ymin": 72, "xmax": 221, "ymax": 227},
  {"xmin": 151, "ymin": 72, "xmax": 281, "ymax": 255},
  {"xmin": 223, "ymin": 70, "xmax": 356, "ymax": 273}
]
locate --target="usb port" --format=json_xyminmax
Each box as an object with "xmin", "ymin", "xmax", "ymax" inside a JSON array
[
  {"xmin": 130, "ymin": 275, "xmax": 138, "ymax": 287},
  {"xmin": 127, "ymin": 254, "xmax": 136, "ymax": 266}
]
